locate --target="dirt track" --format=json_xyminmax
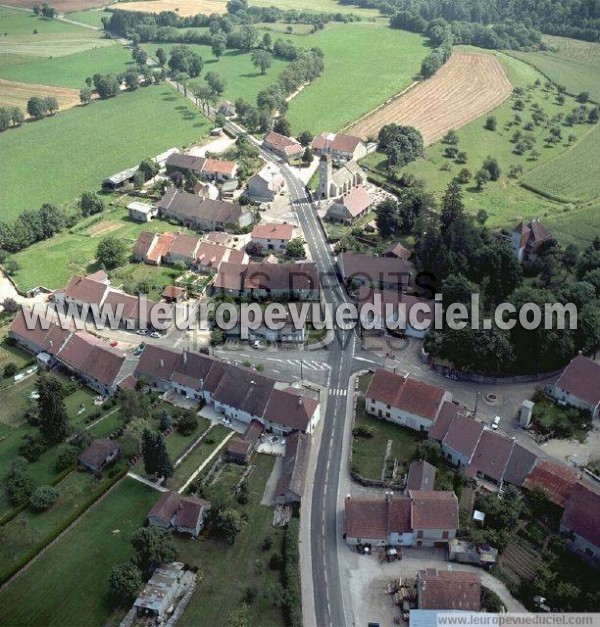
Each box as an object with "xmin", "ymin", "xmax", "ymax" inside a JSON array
[
  {"xmin": 108, "ymin": 0, "xmax": 227, "ymax": 16},
  {"xmin": 0, "ymin": 78, "xmax": 81, "ymax": 112},
  {"xmin": 348, "ymin": 52, "xmax": 513, "ymax": 146}
]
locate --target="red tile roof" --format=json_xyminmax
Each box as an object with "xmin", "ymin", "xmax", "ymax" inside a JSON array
[
  {"xmin": 410, "ymin": 491, "xmax": 458, "ymax": 530},
  {"xmin": 167, "ymin": 233, "xmax": 200, "ymax": 259},
  {"xmin": 383, "ymin": 242, "xmax": 410, "ymax": 260},
  {"xmin": 132, "ymin": 231, "xmax": 156, "ymax": 259},
  {"xmin": 366, "ymin": 369, "xmax": 446, "ymax": 422},
  {"xmin": 162, "ymin": 285, "xmax": 185, "ymax": 300},
  {"xmin": 203, "ymin": 158, "xmax": 236, "ymax": 176},
  {"xmin": 263, "ymin": 131, "xmax": 303, "ymax": 156},
  {"xmin": 503, "ymin": 443, "xmax": 537, "ymax": 487},
  {"xmin": 63, "ymin": 275, "xmax": 108, "ymax": 306},
  {"xmin": 407, "ymin": 460, "xmax": 437, "ymax": 492},
  {"xmin": 196, "ymin": 241, "xmax": 228, "ymax": 270},
  {"xmin": 418, "ymin": 569, "xmax": 481, "ymax": 611},
  {"xmin": 312, "ymin": 131, "xmax": 364, "ymax": 154},
  {"xmin": 338, "ymin": 253, "xmax": 412, "ymax": 289},
  {"xmin": 176, "ymin": 496, "xmax": 210, "ymax": 529},
  {"xmin": 78, "ymin": 438, "xmax": 120, "ymax": 470},
  {"xmin": 333, "ymin": 185, "xmax": 372, "ymax": 217},
  {"xmin": 429, "ymin": 401, "xmax": 464, "ymax": 441},
  {"xmin": 344, "ymin": 496, "xmax": 412, "ymax": 539},
  {"xmin": 555, "ymin": 354, "xmax": 600, "ymax": 409},
  {"xmin": 251, "ymin": 222, "xmax": 295, "ymax": 241},
  {"xmin": 561, "ymin": 481, "xmax": 600, "ymax": 549},
  {"xmin": 522, "ymin": 459, "xmax": 579, "ymax": 507},
  {"xmin": 146, "ymin": 232, "xmax": 175, "ymax": 264},
  {"xmin": 275, "ymin": 431, "xmax": 311, "ymax": 501},
  {"xmin": 264, "ymin": 388, "xmax": 319, "ymax": 432}
]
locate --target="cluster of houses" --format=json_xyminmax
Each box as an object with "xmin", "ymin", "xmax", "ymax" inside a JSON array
[
  {"xmin": 9, "ymin": 308, "xmax": 130, "ymax": 397},
  {"xmin": 132, "ymin": 229, "xmax": 248, "ymax": 274},
  {"xmin": 350, "ymin": 359, "xmax": 600, "ymax": 566}
]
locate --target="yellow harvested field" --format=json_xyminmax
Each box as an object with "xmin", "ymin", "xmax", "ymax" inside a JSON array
[
  {"xmin": 0, "ymin": 78, "xmax": 81, "ymax": 113},
  {"xmin": 109, "ymin": 0, "xmax": 227, "ymax": 16},
  {"xmin": 348, "ymin": 52, "xmax": 513, "ymax": 146},
  {"xmin": 87, "ymin": 221, "xmax": 123, "ymax": 237}
]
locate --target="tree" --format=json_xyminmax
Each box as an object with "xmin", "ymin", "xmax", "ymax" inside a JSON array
[
  {"xmin": 138, "ymin": 157, "xmax": 159, "ymax": 182},
  {"xmin": 286, "ymin": 237, "xmax": 306, "ymax": 259},
  {"xmin": 43, "ymin": 95, "xmax": 59, "ymax": 115},
  {"xmin": 79, "ymin": 87, "xmax": 92, "ymax": 105},
  {"xmin": 302, "ymin": 146, "xmax": 314, "ymax": 165},
  {"xmin": 484, "ymin": 115, "xmax": 497, "ymax": 131},
  {"xmin": 262, "ymin": 32, "xmax": 272, "ymax": 50},
  {"xmin": 216, "ymin": 508, "xmax": 246, "ymax": 544},
  {"xmin": 3, "ymin": 362, "xmax": 17, "ymax": 378},
  {"xmin": 27, "ymin": 96, "xmax": 47, "ymax": 119},
  {"xmin": 109, "ymin": 563, "xmax": 143, "ymax": 605},
  {"xmin": 475, "ymin": 168, "xmax": 491, "ymax": 189},
  {"xmin": 455, "ymin": 150, "xmax": 468, "ymax": 164},
  {"xmin": 377, "ymin": 124, "xmax": 423, "ymax": 168},
  {"xmin": 94, "ymin": 74, "xmax": 120, "ymax": 99},
  {"xmin": 205, "ymin": 71, "xmax": 226, "ymax": 97},
  {"xmin": 210, "ymin": 328, "xmax": 225, "ymax": 346},
  {"xmin": 238, "ymin": 24, "xmax": 258, "ymax": 51},
  {"xmin": 298, "ymin": 130, "xmax": 313, "ymax": 147},
  {"xmin": 442, "ymin": 129, "xmax": 458, "ymax": 144},
  {"xmin": 131, "ymin": 526, "xmax": 176, "ymax": 574},
  {"xmin": 177, "ymin": 410, "xmax": 198, "ymax": 436},
  {"xmin": 168, "ymin": 45, "xmax": 203, "ymax": 77},
  {"xmin": 456, "ymin": 168, "xmax": 471, "ymax": 184},
  {"xmin": 96, "ymin": 236, "xmax": 128, "ymax": 270},
  {"xmin": 142, "ymin": 429, "xmax": 173, "ymax": 479},
  {"xmin": 80, "ymin": 191, "xmax": 104, "ymax": 216},
  {"xmin": 5, "ymin": 459, "xmax": 34, "ymax": 506},
  {"xmin": 0, "ymin": 107, "xmax": 11, "ymax": 132},
  {"xmin": 211, "ymin": 36, "xmax": 226, "ymax": 60},
  {"xmin": 251, "ymin": 49, "xmax": 273, "ymax": 75},
  {"xmin": 132, "ymin": 47, "xmax": 147, "ymax": 67},
  {"xmin": 481, "ymin": 156, "xmax": 501, "ymax": 181},
  {"xmin": 29, "ymin": 485, "xmax": 58, "ymax": 511},
  {"xmin": 156, "ymin": 47, "xmax": 167, "ymax": 66},
  {"xmin": 375, "ymin": 199, "xmax": 401, "ymax": 238},
  {"xmin": 124, "ymin": 70, "xmax": 139, "ymax": 91},
  {"xmin": 36, "ymin": 372, "xmax": 69, "ymax": 443},
  {"xmin": 576, "ymin": 91, "xmax": 589, "ymax": 104},
  {"xmin": 119, "ymin": 389, "xmax": 150, "ymax": 422},
  {"xmin": 273, "ymin": 117, "xmax": 291, "ymax": 136},
  {"xmin": 55, "ymin": 444, "xmax": 78, "ymax": 472}
]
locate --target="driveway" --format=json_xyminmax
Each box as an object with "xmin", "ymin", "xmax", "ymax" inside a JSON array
[{"xmin": 340, "ymin": 545, "xmax": 526, "ymax": 626}]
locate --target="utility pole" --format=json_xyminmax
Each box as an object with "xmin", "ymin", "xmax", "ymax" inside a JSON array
[
  {"xmin": 300, "ymin": 359, "xmax": 304, "ymax": 381},
  {"xmin": 474, "ymin": 391, "xmax": 481, "ymax": 416}
]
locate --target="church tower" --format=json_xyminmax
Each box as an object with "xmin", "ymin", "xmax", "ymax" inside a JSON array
[{"xmin": 317, "ymin": 153, "xmax": 333, "ymax": 199}]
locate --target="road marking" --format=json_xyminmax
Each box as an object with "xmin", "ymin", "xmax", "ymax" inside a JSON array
[{"xmin": 328, "ymin": 388, "xmax": 347, "ymax": 396}]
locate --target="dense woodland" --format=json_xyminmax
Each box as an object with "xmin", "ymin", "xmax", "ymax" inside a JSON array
[{"xmin": 343, "ymin": 0, "xmax": 600, "ymax": 42}]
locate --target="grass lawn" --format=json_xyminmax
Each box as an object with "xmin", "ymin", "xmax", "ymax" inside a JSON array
[
  {"xmin": 522, "ymin": 124, "xmax": 600, "ymax": 203},
  {"xmin": 0, "ymin": 44, "xmax": 131, "ymax": 88},
  {"xmin": 509, "ymin": 35, "xmax": 600, "ymax": 102},
  {"xmin": 178, "ymin": 454, "xmax": 287, "ymax": 627},
  {"xmin": 544, "ymin": 202, "xmax": 600, "ymax": 247},
  {"xmin": 110, "ymin": 262, "xmax": 183, "ymax": 302},
  {"xmin": 10, "ymin": 207, "xmax": 199, "ymax": 292},
  {"xmin": 172, "ymin": 424, "xmax": 232, "ymax": 489},
  {"xmin": 0, "ymin": 85, "xmax": 208, "ymax": 219},
  {"xmin": 67, "ymin": 9, "xmax": 112, "ymax": 28},
  {"xmin": 286, "ymin": 23, "xmax": 428, "ymax": 134},
  {"xmin": 0, "ymin": 6, "xmax": 97, "ymax": 40},
  {"xmin": 0, "ymin": 478, "xmax": 157, "ymax": 627},
  {"xmin": 143, "ymin": 41, "xmax": 291, "ymax": 105},
  {"xmin": 250, "ymin": 0, "xmax": 379, "ymax": 16},
  {"xmin": 0, "ymin": 469, "xmax": 114, "ymax": 581},
  {"xmin": 366, "ymin": 50, "xmax": 597, "ymax": 227},
  {"xmin": 352, "ymin": 381, "xmax": 422, "ymax": 482}
]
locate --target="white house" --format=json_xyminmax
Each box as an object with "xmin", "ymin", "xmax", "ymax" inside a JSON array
[
  {"xmin": 547, "ymin": 354, "xmax": 600, "ymax": 419},
  {"xmin": 250, "ymin": 222, "xmax": 295, "ymax": 251},
  {"xmin": 365, "ymin": 369, "xmax": 451, "ymax": 432},
  {"xmin": 247, "ymin": 162, "xmax": 285, "ymax": 202}
]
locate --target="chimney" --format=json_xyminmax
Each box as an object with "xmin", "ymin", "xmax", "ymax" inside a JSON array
[
  {"xmin": 183, "ymin": 351, "xmax": 187, "ymax": 364},
  {"xmin": 160, "ymin": 358, "xmax": 164, "ymax": 368},
  {"xmin": 298, "ymin": 396, "xmax": 303, "ymax": 406}
]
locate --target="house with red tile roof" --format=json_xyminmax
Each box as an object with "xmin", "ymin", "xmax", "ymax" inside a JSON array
[
  {"xmin": 195, "ymin": 241, "xmax": 248, "ymax": 274},
  {"xmin": 251, "ymin": 222, "xmax": 296, "ymax": 251},
  {"xmin": 226, "ymin": 419, "xmax": 264, "ymax": 464},
  {"xmin": 337, "ymin": 253, "xmax": 413, "ymax": 292},
  {"xmin": 148, "ymin": 490, "xmax": 211, "ymax": 538},
  {"xmin": 247, "ymin": 162, "xmax": 285, "ymax": 202},
  {"xmin": 548, "ymin": 354, "xmax": 600, "ymax": 419},
  {"xmin": 406, "ymin": 460, "xmax": 437, "ymax": 493},
  {"xmin": 162, "ymin": 285, "xmax": 186, "ymax": 303},
  {"xmin": 55, "ymin": 274, "xmax": 109, "ymax": 309},
  {"xmin": 263, "ymin": 387, "xmax": 320, "ymax": 435},
  {"xmin": 78, "ymin": 438, "xmax": 121, "ymax": 474},
  {"xmin": 365, "ymin": 369, "xmax": 452, "ymax": 432},
  {"xmin": 344, "ymin": 491, "xmax": 457, "ymax": 547},
  {"xmin": 326, "ymin": 185, "xmax": 373, "ymax": 224},
  {"xmin": 560, "ymin": 481, "xmax": 600, "ymax": 565},
  {"xmin": 383, "ymin": 242, "xmax": 410, "ymax": 261},
  {"xmin": 511, "ymin": 219, "xmax": 554, "ymax": 262},
  {"xmin": 165, "ymin": 153, "xmax": 238, "ymax": 181},
  {"xmin": 312, "ymin": 131, "xmax": 367, "ymax": 163},
  {"xmin": 263, "ymin": 130, "xmax": 303, "ymax": 162},
  {"xmin": 441, "ymin": 413, "xmax": 485, "ymax": 469},
  {"xmin": 410, "ymin": 490, "xmax": 459, "ymax": 547},
  {"xmin": 417, "ymin": 569, "xmax": 481, "ymax": 611},
  {"xmin": 522, "ymin": 459, "xmax": 579, "ymax": 507}
]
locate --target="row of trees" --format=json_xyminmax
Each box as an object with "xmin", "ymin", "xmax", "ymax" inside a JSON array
[{"xmin": 0, "ymin": 96, "xmax": 58, "ymax": 134}]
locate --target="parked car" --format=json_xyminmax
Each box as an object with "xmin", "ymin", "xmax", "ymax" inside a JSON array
[
  {"xmin": 150, "ymin": 331, "xmax": 162, "ymax": 339},
  {"xmin": 136, "ymin": 329, "xmax": 147, "ymax": 335},
  {"xmin": 492, "ymin": 415, "xmax": 501, "ymax": 430},
  {"xmin": 252, "ymin": 340, "xmax": 262, "ymax": 349},
  {"xmin": 110, "ymin": 340, "xmax": 118, "ymax": 347}
]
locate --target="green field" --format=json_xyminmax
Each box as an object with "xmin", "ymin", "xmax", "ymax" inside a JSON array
[
  {"xmin": 66, "ymin": 9, "xmax": 112, "ymax": 28},
  {"xmin": 0, "ymin": 478, "xmax": 157, "ymax": 627},
  {"xmin": 286, "ymin": 22, "xmax": 428, "ymax": 133},
  {"xmin": 143, "ymin": 41, "xmax": 291, "ymax": 104},
  {"xmin": 364, "ymin": 50, "xmax": 597, "ymax": 227},
  {"xmin": 522, "ymin": 125, "xmax": 600, "ymax": 203},
  {"xmin": 250, "ymin": 0, "xmax": 378, "ymax": 15},
  {"xmin": 0, "ymin": 6, "xmax": 97, "ymax": 40},
  {"xmin": 10, "ymin": 208, "xmax": 199, "ymax": 292},
  {"xmin": 510, "ymin": 36, "xmax": 600, "ymax": 102},
  {"xmin": 544, "ymin": 202, "xmax": 600, "ymax": 247},
  {"xmin": 0, "ymin": 85, "xmax": 208, "ymax": 218},
  {"xmin": 0, "ymin": 44, "xmax": 132, "ymax": 88}
]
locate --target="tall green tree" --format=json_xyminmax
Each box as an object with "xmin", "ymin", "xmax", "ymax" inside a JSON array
[
  {"xmin": 96, "ymin": 236, "xmax": 128, "ymax": 270},
  {"xmin": 36, "ymin": 372, "xmax": 69, "ymax": 443},
  {"xmin": 131, "ymin": 526, "xmax": 177, "ymax": 574},
  {"xmin": 251, "ymin": 49, "xmax": 273, "ymax": 75}
]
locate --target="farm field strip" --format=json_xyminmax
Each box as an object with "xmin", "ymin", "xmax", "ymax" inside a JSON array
[
  {"xmin": 0, "ymin": 37, "xmax": 112, "ymax": 57},
  {"xmin": 0, "ymin": 77, "xmax": 81, "ymax": 111},
  {"xmin": 348, "ymin": 52, "xmax": 513, "ymax": 145},
  {"xmin": 0, "ymin": 0, "xmax": 108, "ymax": 10},
  {"xmin": 108, "ymin": 0, "xmax": 228, "ymax": 16}
]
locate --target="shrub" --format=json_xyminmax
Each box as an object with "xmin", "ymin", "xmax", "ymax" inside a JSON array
[
  {"xmin": 55, "ymin": 444, "xmax": 78, "ymax": 472},
  {"xmin": 177, "ymin": 410, "xmax": 198, "ymax": 436},
  {"xmin": 353, "ymin": 425, "xmax": 374, "ymax": 438},
  {"xmin": 29, "ymin": 485, "xmax": 59, "ymax": 511},
  {"xmin": 19, "ymin": 433, "xmax": 48, "ymax": 462},
  {"xmin": 3, "ymin": 362, "xmax": 17, "ymax": 377}
]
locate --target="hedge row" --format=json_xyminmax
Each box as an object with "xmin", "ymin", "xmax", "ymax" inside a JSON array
[
  {"xmin": 283, "ymin": 517, "xmax": 302, "ymax": 627},
  {"xmin": 0, "ymin": 468, "xmax": 127, "ymax": 587}
]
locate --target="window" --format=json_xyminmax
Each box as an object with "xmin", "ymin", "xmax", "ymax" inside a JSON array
[
  {"xmin": 442, "ymin": 531, "xmax": 449, "ymax": 539},
  {"xmin": 417, "ymin": 530, "xmax": 423, "ymax": 539}
]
